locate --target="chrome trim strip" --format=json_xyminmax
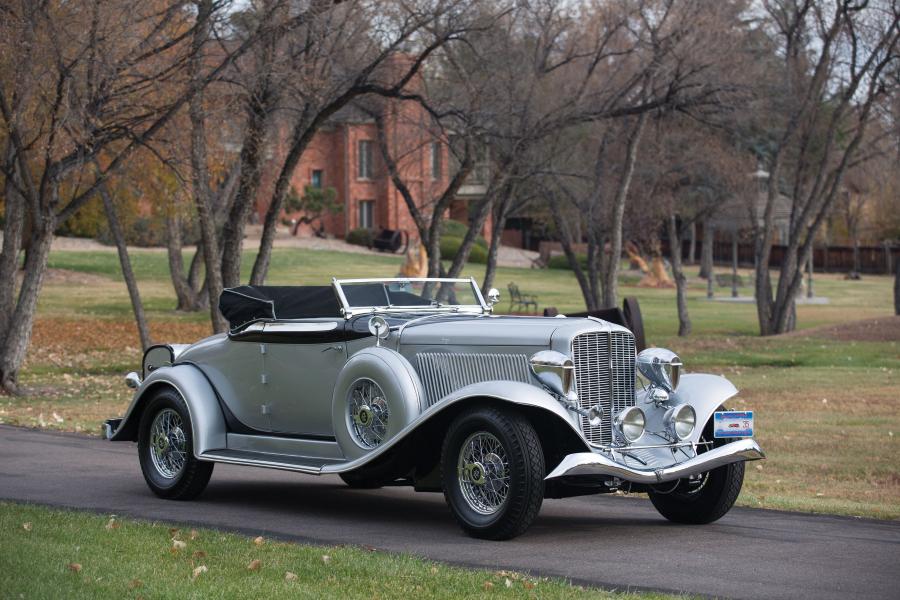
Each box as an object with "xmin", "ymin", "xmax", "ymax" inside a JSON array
[
  {"xmin": 262, "ymin": 321, "xmax": 338, "ymax": 333},
  {"xmin": 544, "ymin": 438, "xmax": 765, "ymax": 483}
]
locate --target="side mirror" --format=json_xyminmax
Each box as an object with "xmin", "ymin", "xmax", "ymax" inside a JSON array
[
  {"xmin": 368, "ymin": 316, "xmax": 390, "ymax": 346},
  {"xmin": 487, "ymin": 288, "xmax": 500, "ymax": 307}
]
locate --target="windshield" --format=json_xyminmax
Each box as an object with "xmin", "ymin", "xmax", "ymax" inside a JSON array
[{"xmin": 332, "ymin": 278, "xmax": 486, "ymax": 317}]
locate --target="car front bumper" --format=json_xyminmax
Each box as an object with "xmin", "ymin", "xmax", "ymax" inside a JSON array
[{"xmin": 545, "ymin": 438, "xmax": 765, "ymax": 484}]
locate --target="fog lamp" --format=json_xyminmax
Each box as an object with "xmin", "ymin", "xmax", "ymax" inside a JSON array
[
  {"xmin": 664, "ymin": 404, "xmax": 696, "ymax": 441},
  {"xmin": 614, "ymin": 406, "xmax": 645, "ymax": 443}
]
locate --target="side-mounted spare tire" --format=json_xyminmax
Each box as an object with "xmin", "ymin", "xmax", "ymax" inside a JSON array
[{"xmin": 331, "ymin": 347, "xmax": 426, "ymax": 462}]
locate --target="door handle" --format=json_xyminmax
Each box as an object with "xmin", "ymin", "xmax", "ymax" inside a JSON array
[{"xmin": 322, "ymin": 345, "xmax": 343, "ymax": 353}]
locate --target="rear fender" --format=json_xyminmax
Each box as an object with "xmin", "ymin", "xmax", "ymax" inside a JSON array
[{"xmin": 109, "ymin": 364, "xmax": 226, "ymax": 456}]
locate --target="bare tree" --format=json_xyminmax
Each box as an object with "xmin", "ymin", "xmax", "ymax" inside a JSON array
[
  {"xmin": 752, "ymin": 0, "xmax": 900, "ymax": 335},
  {"xmin": 0, "ymin": 0, "xmax": 316, "ymax": 391},
  {"xmin": 543, "ymin": 0, "xmax": 749, "ymax": 310},
  {"xmin": 249, "ymin": 0, "xmax": 488, "ymax": 285}
]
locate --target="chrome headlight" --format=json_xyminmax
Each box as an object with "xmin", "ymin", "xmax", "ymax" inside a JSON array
[
  {"xmin": 636, "ymin": 348, "xmax": 683, "ymax": 393},
  {"xmin": 614, "ymin": 406, "xmax": 645, "ymax": 443},
  {"xmin": 529, "ymin": 350, "xmax": 576, "ymax": 401},
  {"xmin": 664, "ymin": 404, "xmax": 696, "ymax": 441}
]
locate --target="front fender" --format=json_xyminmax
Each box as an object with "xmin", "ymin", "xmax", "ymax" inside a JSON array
[
  {"xmin": 109, "ymin": 364, "xmax": 226, "ymax": 456},
  {"xmin": 671, "ymin": 373, "xmax": 739, "ymax": 444},
  {"xmin": 323, "ymin": 380, "xmax": 588, "ymax": 474}
]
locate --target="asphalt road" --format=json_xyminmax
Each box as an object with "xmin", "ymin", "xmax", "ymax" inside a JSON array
[{"xmin": 1, "ymin": 425, "xmax": 898, "ymax": 600}]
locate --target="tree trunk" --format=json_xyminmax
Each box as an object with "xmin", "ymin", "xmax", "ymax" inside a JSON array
[
  {"xmin": 699, "ymin": 219, "xmax": 713, "ymax": 279},
  {"xmin": 99, "ymin": 183, "xmax": 152, "ymax": 350},
  {"xmin": 165, "ymin": 211, "xmax": 201, "ymax": 311},
  {"xmin": 482, "ymin": 184, "xmax": 515, "ymax": 292},
  {"xmin": 0, "ymin": 214, "xmax": 55, "ymax": 394},
  {"xmin": 548, "ymin": 195, "xmax": 598, "ymax": 311},
  {"xmin": 0, "ymin": 152, "xmax": 26, "ymax": 344},
  {"xmin": 668, "ymin": 216, "xmax": 691, "ymax": 336},
  {"xmin": 249, "ymin": 123, "xmax": 307, "ymax": 286},
  {"xmin": 894, "ymin": 260, "xmax": 900, "ymax": 316},
  {"xmin": 446, "ymin": 195, "xmax": 494, "ymax": 279},
  {"xmin": 601, "ymin": 113, "xmax": 647, "ymax": 308},
  {"xmin": 688, "ymin": 222, "xmax": 696, "ymax": 266},
  {"xmin": 188, "ymin": 0, "xmax": 227, "ymax": 332}
]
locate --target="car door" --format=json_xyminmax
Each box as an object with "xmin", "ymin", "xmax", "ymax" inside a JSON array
[
  {"xmin": 193, "ymin": 324, "xmax": 272, "ymax": 431},
  {"xmin": 262, "ymin": 320, "xmax": 348, "ymax": 437}
]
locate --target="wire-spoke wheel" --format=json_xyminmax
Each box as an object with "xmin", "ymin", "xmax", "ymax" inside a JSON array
[
  {"xmin": 441, "ymin": 406, "xmax": 544, "ymax": 540},
  {"xmin": 347, "ymin": 378, "xmax": 389, "ymax": 449},
  {"xmin": 457, "ymin": 432, "xmax": 510, "ymax": 515},
  {"xmin": 149, "ymin": 408, "xmax": 187, "ymax": 479},
  {"xmin": 138, "ymin": 388, "xmax": 213, "ymax": 500}
]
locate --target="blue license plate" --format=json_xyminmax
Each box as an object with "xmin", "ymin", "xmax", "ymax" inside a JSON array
[{"xmin": 714, "ymin": 411, "xmax": 754, "ymax": 438}]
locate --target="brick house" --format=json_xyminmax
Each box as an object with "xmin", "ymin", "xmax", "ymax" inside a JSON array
[{"xmin": 255, "ymin": 71, "xmax": 491, "ymax": 244}]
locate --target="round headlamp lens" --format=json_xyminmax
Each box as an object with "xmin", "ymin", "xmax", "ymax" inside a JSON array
[
  {"xmin": 615, "ymin": 407, "xmax": 645, "ymax": 443},
  {"xmin": 670, "ymin": 404, "xmax": 696, "ymax": 440}
]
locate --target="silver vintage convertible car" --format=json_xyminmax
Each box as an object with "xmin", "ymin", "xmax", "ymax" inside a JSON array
[{"xmin": 106, "ymin": 277, "xmax": 764, "ymax": 540}]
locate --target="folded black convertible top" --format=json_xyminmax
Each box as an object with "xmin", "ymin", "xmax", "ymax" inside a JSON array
[{"xmin": 219, "ymin": 286, "xmax": 341, "ymax": 331}]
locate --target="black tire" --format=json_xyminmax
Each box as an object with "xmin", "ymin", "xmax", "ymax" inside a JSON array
[
  {"xmin": 138, "ymin": 388, "xmax": 214, "ymax": 500},
  {"xmin": 648, "ymin": 417, "xmax": 745, "ymax": 524},
  {"xmin": 441, "ymin": 406, "xmax": 544, "ymax": 540}
]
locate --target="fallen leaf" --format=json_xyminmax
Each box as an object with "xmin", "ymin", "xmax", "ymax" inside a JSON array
[
  {"xmin": 191, "ymin": 565, "xmax": 207, "ymax": 580},
  {"xmin": 22, "ymin": 522, "xmax": 32, "ymax": 532},
  {"xmin": 192, "ymin": 551, "xmax": 207, "ymax": 560},
  {"xmin": 247, "ymin": 559, "xmax": 261, "ymax": 571},
  {"xmin": 169, "ymin": 528, "xmax": 180, "ymax": 537},
  {"xmin": 483, "ymin": 581, "xmax": 494, "ymax": 590},
  {"xmin": 285, "ymin": 571, "xmax": 298, "ymax": 582},
  {"xmin": 253, "ymin": 536, "xmax": 264, "ymax": 546},
  {"xmin": 321, "ymin": 554, "xmax": 331, "ymax": 564},
  {"xmin": 430, "ymin": 566, "xmax": 438, "ymax": 575},
  {"xmin": 189, "ymin": 529, "xmax": 200, "ymax": 541},
  {"xmin": 505, "ymin": 578, "xmax": 512, "ymax": 588},
  {"xmin": 67, "ymin": 563, "xmax": 82, "ymax": 573},
  {"xmin": 524, "ymin": 581, "xmax": 535, "ymax": 590},
  {"xmin": 52, "ymin": 412, "xmax": 64, "ymax": 423},
  {"xmin": 128, "ymin": 579, "xmax": 143, "ymax": 589},
  {"xmin": 172, "ymin": 539, "xmax": 187, "ymax": 551},
  {"xmin": 105, "ymin": 518, "xmax": 119, "ymax": 531}
]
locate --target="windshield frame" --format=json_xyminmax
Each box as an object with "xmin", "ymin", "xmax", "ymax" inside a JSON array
[{"xmin": 331, "ymin": 277, "xmax": 490, "ymax": 318}]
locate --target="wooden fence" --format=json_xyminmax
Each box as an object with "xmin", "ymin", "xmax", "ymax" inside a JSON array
[{"xmin": 676, "ymin": 240, "xmax": 899, "ymax": 275}]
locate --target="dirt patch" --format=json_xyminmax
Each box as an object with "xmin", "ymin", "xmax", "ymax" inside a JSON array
[
  {"xmin": 16, "ymin": 268, "xmax": 111, "ymax": 286},
  {"xmin": 786, "ymin": 315, "xmax": 900, "ymax": 342}
]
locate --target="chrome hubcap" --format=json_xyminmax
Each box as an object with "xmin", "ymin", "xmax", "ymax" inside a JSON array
[
  {"xmin": 149, "ymin": 408, "xmax": 186, "ymax": 479},
  {"xmin": 457, "ymin": 432, "xmax": 509, "ymax": 515},
  {"xmin": 348, "ymin": 379, "xmax": 389, "ymax": 449}
]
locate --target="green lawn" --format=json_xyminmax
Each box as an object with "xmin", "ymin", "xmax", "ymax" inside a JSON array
[
  {"xmin": 0, "ymin": 502, "xmax": 682, "ymax": 600},
  {"xmin": 3, "ymin": 244, "xmax": 897, "ymax": 519}
]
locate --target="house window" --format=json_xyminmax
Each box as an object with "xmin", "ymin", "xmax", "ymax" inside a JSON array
[
  {"xmin": 430, "ymin": 142, "xmax": 442, "ymax": 179},
  {"xmin": 311, "ymin": 169, "xmax": 323, "ymax": 188},
  {"xmin": 358, "ymin": 140, "xmax": 373, "ymax": 179},
  {"xmin": 358, "ymin": 200, "xmax": 375, "ymax": 229}
]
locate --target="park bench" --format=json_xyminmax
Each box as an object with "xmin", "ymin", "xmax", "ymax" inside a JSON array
[{"xmin": 508, "ymin": 282, "xmax": 539, "ymax": 313}]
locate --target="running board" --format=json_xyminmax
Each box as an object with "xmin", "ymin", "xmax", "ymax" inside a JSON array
[{"xmin": 199, "ymin": 449, "xmax": 342, "ymax": 475}]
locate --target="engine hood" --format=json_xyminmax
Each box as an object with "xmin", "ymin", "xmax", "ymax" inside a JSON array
[{"xmin": 398, "ymin": 315, "xmax": 631, "ymax": 348}]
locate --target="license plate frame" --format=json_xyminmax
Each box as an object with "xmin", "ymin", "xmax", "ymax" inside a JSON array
[{"xmin": 713, "ymin": 410, "xmax": 754, "ymax": 438}]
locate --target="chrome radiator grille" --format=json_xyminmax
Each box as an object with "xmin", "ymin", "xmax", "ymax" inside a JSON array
[
  {"xmin": 416, "ymin": 353, "xmax": 531, "ymax": 407},
  {"xmin": 572, "ymin": 331, "xmax": 636, "ymax": 445}
]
